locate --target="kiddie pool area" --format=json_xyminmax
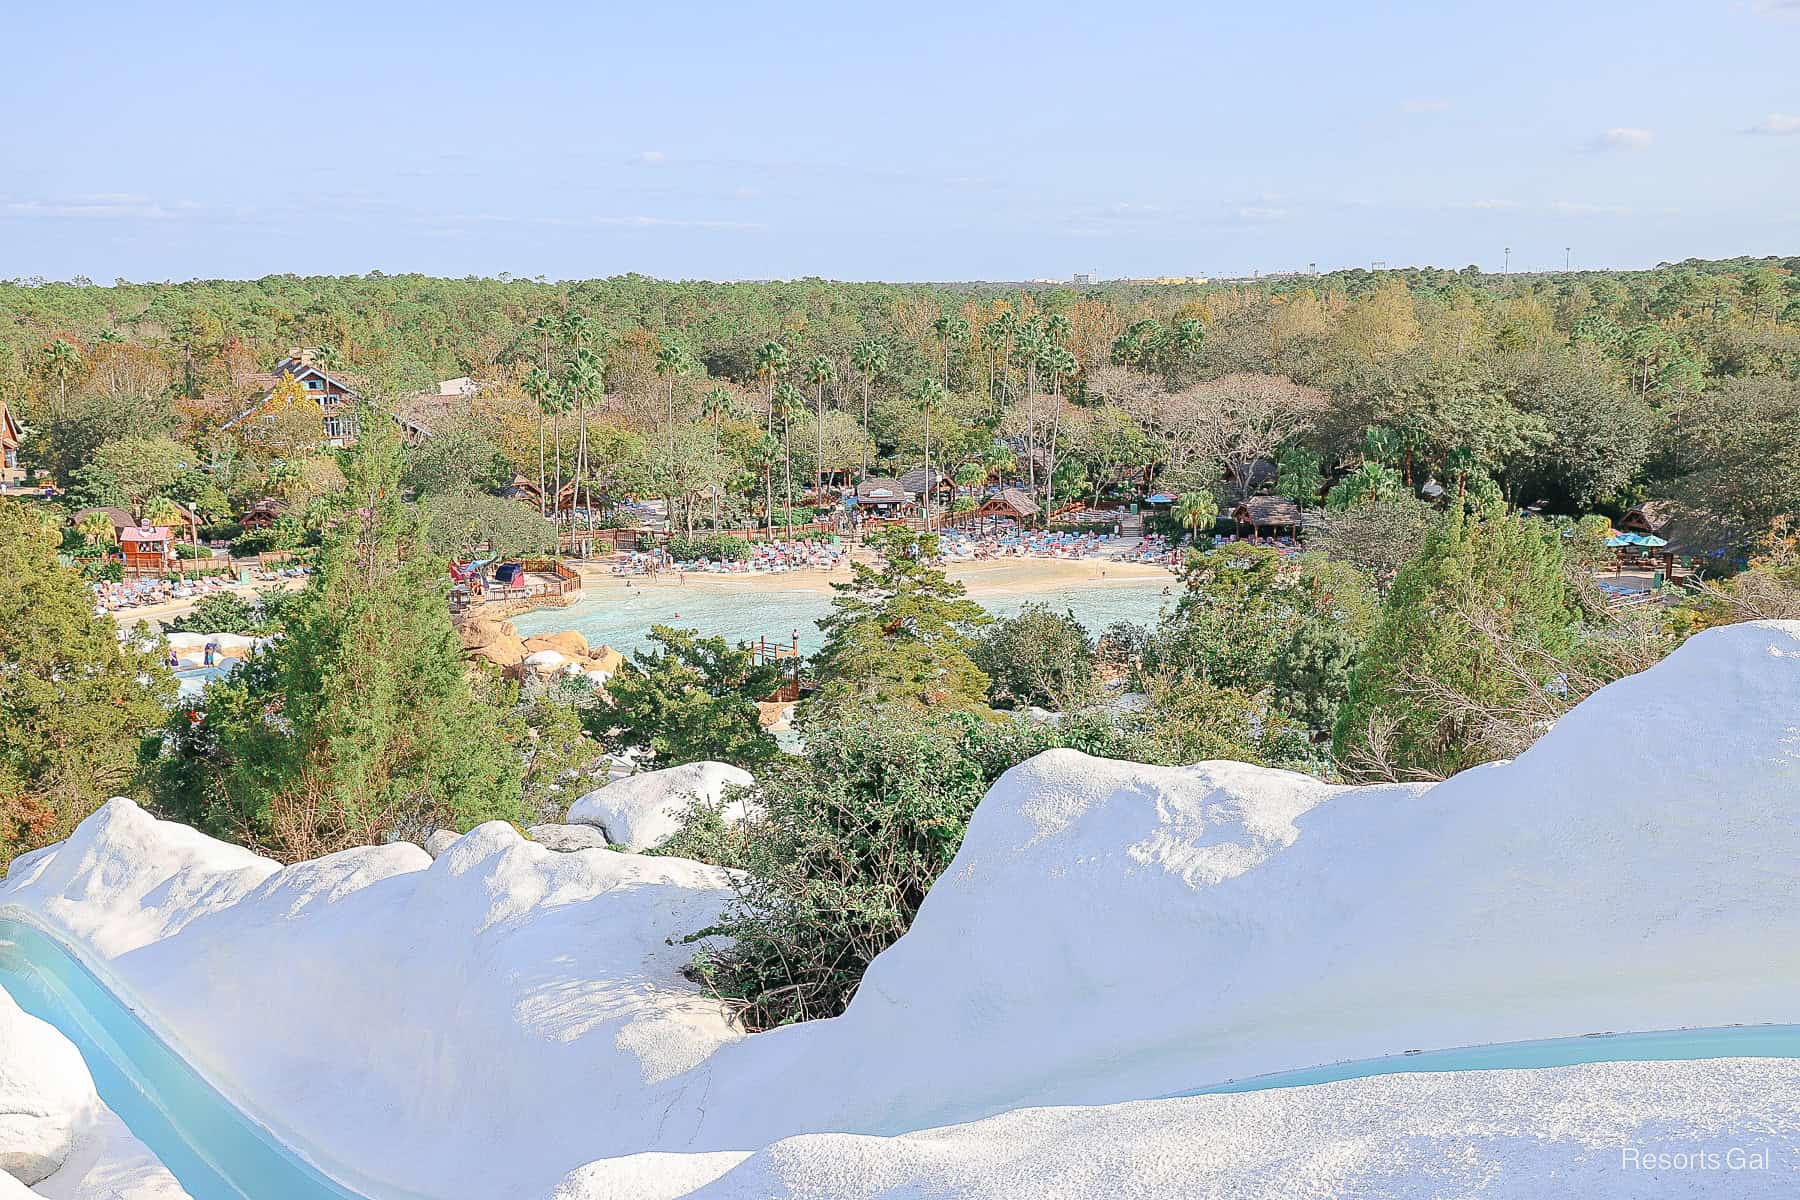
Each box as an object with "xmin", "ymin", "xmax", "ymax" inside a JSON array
[{"xmin": 5, "ymin": 908, "xmax": 1799, "ymax": 1200}]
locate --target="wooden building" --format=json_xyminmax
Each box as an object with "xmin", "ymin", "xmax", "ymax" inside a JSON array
[
  {"xmin": 854, "ymin": 477, "xmax": 914, "ymax": 512},
  {"xmin": 0, "ymin": 397, "xmax": 22, "ymax": 484},
  {"xmin": 1619, "ymin": 501, "xmax": 1674, "ymax": 537},
  {"xmin": 974, "ymin": 487, "xmax": 1041, "ymax": 523},
  {"xmin": 1231, "ymin": 495, "xmax": 1304, "ymax": 539},
  {"xmin": 119, "ymin": 526, "xmax": 175, "ymax": 571}
]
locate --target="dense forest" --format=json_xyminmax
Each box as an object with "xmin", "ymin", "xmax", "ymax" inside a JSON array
[{"xmin": 5, "ymin": 257, "xmax": 1797, "ymax": 553}]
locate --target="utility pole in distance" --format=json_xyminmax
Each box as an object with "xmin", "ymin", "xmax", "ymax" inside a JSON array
[
  {"xmin": 1504, "ymin": 246, "xmax": 1511, "ymax": 275},
  {"xmin": 1565, "ymin": 246, "xmax": 1572, "ymax": 271}
]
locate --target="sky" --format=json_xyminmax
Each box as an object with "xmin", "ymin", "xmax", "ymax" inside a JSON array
[{"xmin": 4, "ymin": 0, "xmax": 1797, "ymax": 283}]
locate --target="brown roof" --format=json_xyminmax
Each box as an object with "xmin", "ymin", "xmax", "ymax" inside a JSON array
[
  {"xmin": 1232, "ymin": 496, "xmax": 1303, "ymax": 526},
  {"xmin": 981, "ymin": 487, "xmax": 1040, "ymax": 518},
  {"xmin": 856, "ymin": 477, "xmax": 911, "ymax": 501},
  {"xmin": 1621, "ymin": 501, "xmax": 1674, "ymax": 534}
]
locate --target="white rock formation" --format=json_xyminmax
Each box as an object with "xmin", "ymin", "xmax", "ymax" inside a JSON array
[
  {"xmin": 2, "ymin": 621, "xmax": 1797, "ymax": 1200},
  {"xmin": 566, "ymin": 761, "xmax": 755, "ymax": 851},
  {"xmin": 557, "ymin": 1058, "xmax": 1800, "ymax": 1200},
  {"xmin": 0, "ymin": 991, "xmax": 189, "ymax": 1199},
  {"xmin": 421, "ymin": 829, "xmax": 461, "ymax": 858},
  {"xmin": 0, "ymin": 992, "xmax": 89, "ymax": 1184},
  {"xmin": 527, "ymin": 823, "xmax": 615, "ymax": 853}
]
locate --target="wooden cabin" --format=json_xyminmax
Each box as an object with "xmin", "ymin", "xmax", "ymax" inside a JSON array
[
  {"xmin": 119, "ymin": 526, "xmax": 174, "ymax": 571},
  {"xmin": 75, "ymin": 504, "xmax": 199, "ymax": 545},
  {"xmin": 0, "ymin": 397, "xmax": 22, "ymax": 484},
  {"xmin": 1231, "ymin": 495, "xmax": 1304, "ymax": 540}
]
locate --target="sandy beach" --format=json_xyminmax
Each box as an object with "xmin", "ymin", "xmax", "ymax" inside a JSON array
[
  {"xmin": 102, "ymin": 577, "xmax": 307, "ymax": 630},
  {"xmin": 572, "ymin": 553, "xmax": 1174, "ymax": 601}
]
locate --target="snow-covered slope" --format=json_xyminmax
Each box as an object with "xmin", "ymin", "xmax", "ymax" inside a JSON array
[
  {"xmin": 3, "ymin": 621, "xmax": 1797, "ymax": 1199},
  {"xmin": 0, "ymin": 990, "xmax": 189, "ymax": 1199},
  {"xmin": 557, "ymin": 1057, "xmax": 1800, "ymax": 1200}
]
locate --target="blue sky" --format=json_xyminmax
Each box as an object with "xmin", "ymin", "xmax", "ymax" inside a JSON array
[{"xmin": 4, "ymin": 0, "xmax": 1797, "ymax": 281}]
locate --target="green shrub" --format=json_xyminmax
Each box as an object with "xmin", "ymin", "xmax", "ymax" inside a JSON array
[{"xmin": 667, "ymin": 533, "xmax": 752, "ymax": 562}]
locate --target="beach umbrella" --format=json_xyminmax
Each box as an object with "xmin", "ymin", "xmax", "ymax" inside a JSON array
[
  {"xmin": 1638, "ymin": 534, "xmax": 1668, "ymax": 547},
  {"xmin": 1605, "ymin": 535, "xmax": 1632, "ymax": 547}
]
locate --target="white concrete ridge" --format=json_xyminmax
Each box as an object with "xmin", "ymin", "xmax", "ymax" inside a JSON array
[
  {"xmin": 566, "ymin": 761, "xmax": 755, "ymax": 851},
  {"xmin": 2, "ymin": 621, "xmax": 1797, "ymax": 1198}
]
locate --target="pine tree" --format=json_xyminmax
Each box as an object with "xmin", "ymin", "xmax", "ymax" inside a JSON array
[
  {"xmin": 1, "ymin": 502, "xmax": 173, "ymax": 867},
  {"xmin": 182, "ymin": 409, "xmax": 524, "ymax": 859},
  {"xmin": 1333, "ymin": 503, "xmax": 1576, "ymax": 779}
]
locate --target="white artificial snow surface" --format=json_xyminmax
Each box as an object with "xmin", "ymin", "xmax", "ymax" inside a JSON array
[
  {"xmin": 2, "ymin": 620, "xmax": 1797, "ymax": 1198},
  {"xmin": 565, "ymin": 760, "xmax": 755, "ymax": 851}
]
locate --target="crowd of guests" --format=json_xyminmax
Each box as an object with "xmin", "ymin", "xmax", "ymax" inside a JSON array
[{"xmin": 90, "ymin": 564, "xmax": 312, "ymax": 614}]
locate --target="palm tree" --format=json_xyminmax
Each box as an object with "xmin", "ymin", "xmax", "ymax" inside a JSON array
[
  {"xmin": 751, "ymin": 433, "xmax": 781, "ymax": 538},
  {"xmin": 753, "ymin": 341, "xmax": 790, "ymax": 528},
  {"xmin": 654, "ymin": 341, "xmax": 693, "ymax": 440},
  {"xmin": 43, "ymin": 338, "xmax": 82, "ymax": 417},
  {"xmin": 773, "ymin": 382, "xmax": 804, "ymax": 535},
  {"xmin": 1172, "ymin": 492, "xmax": 1218, "ymax": 545},
  {"xmin": 849, "ymin": 340, "xmax": 886, "ymax": 481},
  {"xmin": 913, "ymin": 378, "xmax": 946, "ymax": 532},
  {"xmin": 565, "ymin": 348, "xmax": 606, "ymax": 527},
  {"xmin": 807, "ymin": 355, "xmax": 837, "ymax": 503},
  {"xmin": 523, "ymin": 367, "xmax": 554, "ymax": 515},
  {"xmin": 560, "ymin": 311, "xmax": 597, "ymax": 353},
  {"xmin": 700, "ymin": 384, "xmax": 737, "ymax": 528},
  {"xmin": 986, "ymin": 310, "xmax": 1018, "ymax": 409},
  {"xmin": 931, "ymin": 313, "xmax": 969, "ymax": 388},
  {"xmin": 1013, "ymin": 319, "xmax": 1045, "ymax": 498},
  {"xmin": 531, "ymin": 314, "xmax": 560, "ymax": 374},
  {"xmin": 1045, "ymin": 312, "xmax": 1071, "ymax": 347},
  {"xmin": 76, "ymin": 509, "xmax": 116, "ymax": 550}
]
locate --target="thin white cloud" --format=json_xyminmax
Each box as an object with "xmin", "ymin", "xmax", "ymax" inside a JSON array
[
  {"xmin": 632, "ymin": 150, "xmax": 666, "ymax": 164},
  {"xmin": 1549, "ymin": 200, "xmax": 1634, "ymax": 217},
  {"xmin": 1586, "ymin": 127, "xmax": 1653, "ymax": 152},
  {"xmin": 1746, "ymin": 113, "xmax": 1800, "ymax": 136},
  {"xmin": 0, "ymin": 193, "xmax": 195, "ymax": 220},
  {"xmin": 1399, "ymin": 99, "xmax": 1452, "ymax": 114},
  {"xmin": 1748, "ymin": 0, "xmax": 1800, "ymax": 15}
]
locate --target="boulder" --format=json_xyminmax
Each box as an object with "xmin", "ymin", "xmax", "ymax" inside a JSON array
[
  {"xmin": 566, "ymin": 761, "xmax": 756, "ymax": 851},
  {"xmin": 587, "ymin": 645, "xmax": 626, "ymax": 676},
  {"xmin": 524, "ymin": 630, "xmax": 589, "ymax": 658},
  {"xmin": 522, "ymin": 649, "xmax": 569, "ymax": 674},
  {"xmin": 0, "ymin": 990, "xmax": 92, "ymax": 1186},
  {"xmin": 470, "ymin": 633, "xmax": 527, "ymax": 669},
  {"xmin": 422, "ymin": 829, "xmax": 461, "ymax": 858},
  {"xmin": 527, "ymin": 823, "xmax": 614, "ymax": 852},
  {"xmin": 459, "ymin": 616, "xmax": 517, "ymax": 651}
]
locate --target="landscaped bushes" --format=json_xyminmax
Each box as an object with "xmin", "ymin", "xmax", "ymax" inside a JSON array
[{"xmin": 667, "ymin": 534, "xmax": 752, "ymax": 561}]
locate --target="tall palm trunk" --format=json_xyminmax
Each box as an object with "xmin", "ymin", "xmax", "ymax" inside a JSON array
[
  {"xmin": 537, "ymin": 410, "xmax": 547, "ymax": 516},
  {"xmin": 815, "ymin": 382, "xmax": 826, "ymax": 512},
  {"xmin": 712, "ymin": 411, "xmax": 723, "ymax": 530},
  {"xmin": 860, "ymin": 378, "xmax": 871, "ymax": 480},
  {"xmin": 923, "ymin": 412, "xmax": 932, "ymax": 533},
  {"xmin": 782, "ymin": 413, "xmax": 794, "ymax": 534}
]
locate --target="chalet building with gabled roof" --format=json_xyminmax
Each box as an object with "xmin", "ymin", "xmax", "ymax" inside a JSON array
[
  {"xmin": 221, "ymin": 351, "xmax": 434, "ymax": 449},
  {"xmin": 0, "ymin": 396, "xmax": 23, "ymax": 483}
]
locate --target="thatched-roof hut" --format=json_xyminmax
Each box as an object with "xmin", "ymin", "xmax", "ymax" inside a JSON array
[
  {"xmin": 1231, "ymin": 495, "xmax": 1303, "ymax": 536},
  {"xmin": 1620, "ymin": 501, "xmax": 1674, "ymax": 536},
  {"xmin": 975, "ymin": 487, "xmax": 1040, "ymax": 522}
]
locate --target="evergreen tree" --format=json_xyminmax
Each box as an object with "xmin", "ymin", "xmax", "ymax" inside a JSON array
[
  {"xmin": 0, "ymin": 502, "xmax": 173, "ymax": 867},
  {"xmin": 1333, "ymin": 503, "xmax": 1576, "ymax": 779},
  {"xmin": 806, "ymin": 525, "xmax": 992, "ymax": 716},
  {"xmin": 165, "ymin": 409, "xmax": 524, "ymax": 859},
  {"xmin": 598, "ymin": 625, "xmax": 782, "ymax": 769}
]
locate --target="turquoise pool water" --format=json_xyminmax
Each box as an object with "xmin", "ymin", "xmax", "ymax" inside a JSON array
[
  {"xmin": 514, "ymin": 577, "xmax": 1177, "ymax": 655},
  {"xmin": 2, "ymin": 909, "xmax": 1795, "ymax": 1199}
]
